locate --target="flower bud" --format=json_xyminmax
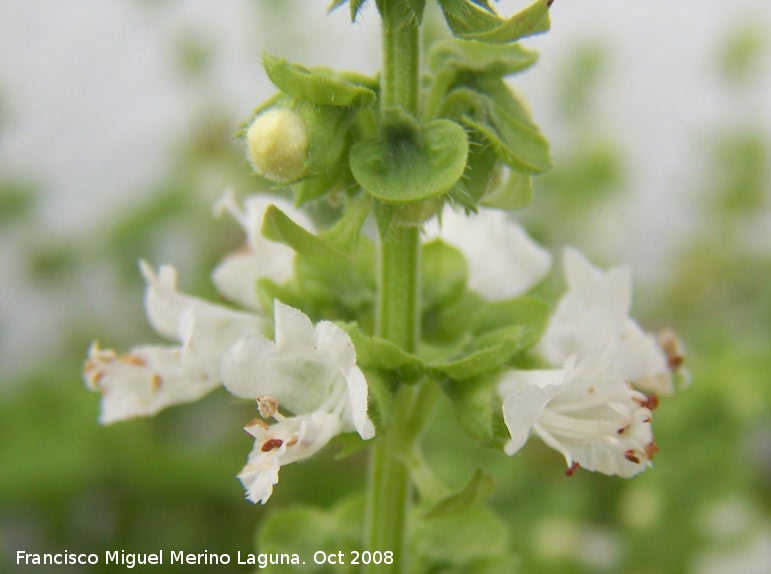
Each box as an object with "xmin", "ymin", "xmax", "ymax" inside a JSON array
[{"xmin": 246, "ymin": 108, "xmax": 308, "ymax": 183}]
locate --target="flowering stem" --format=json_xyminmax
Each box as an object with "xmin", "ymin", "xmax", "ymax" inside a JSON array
[{"xmin": 366, "ymin": 4, "xmax": 421, "ymax": 573}]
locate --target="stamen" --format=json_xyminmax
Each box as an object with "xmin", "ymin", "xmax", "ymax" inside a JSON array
[
  {"xmin": 246, "ymin": 418, "xmax": 269, "ymax": 430},
  {"xmin": 550, "ymin": 389, "xmax": 638, "ymax": 414},
  {"xmin": 635, "ymin": 394, "xmax": 659, "ymax": 410},
  {"xmin": 565, "ymin": 462, "xmax": 580, "ymax": 476},
  {"xmin": 261, "ymin": 438, "xmax": 284, "ymax": 452},
  {"xmin": 668, "ymin": 355, "xmax": 684, "ymax": 370},
  {"xmin": 85, "ymin": 370, "xmax": 105, "ymax": 390},
  {"xmin": 540, "ymin": 410, "xmax": 619, "ymax": 438},
  {"xmin": 625, "ymin": 449, "xmax": 641, "ymax": 464},
  {"xmin": 150, "ymin": 374, "xmax": 163, "ymax": 392},
  {"xmin": 118, "ymin": 353, "xmax": 146, "ymax": 367},
  {"xmin": 644, "ymin": 442, "xmax": 659, "ymax": 460},
  {"xmin": 659, "ymin": 329, "xmax": 685, "ymax": 371},
  {"xmin": 256, "ymin": 396, "xmax": 279, "ymax": 418}
]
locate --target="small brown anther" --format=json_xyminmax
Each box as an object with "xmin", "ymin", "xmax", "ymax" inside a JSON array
[
  {"xmin": 261, "ymin": 438, "xmax": 284, "ymax": 452},
  {"xmin": 625, "ymin": 449, "xmax": 641, "ymax": 464},
  {"xmin": 256, "ymin": 396, "xmax": 279, "ymax": 419}
]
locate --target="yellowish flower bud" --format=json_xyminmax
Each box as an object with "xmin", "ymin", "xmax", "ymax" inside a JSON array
[{"xmin": 246, "ymin": 108, "xmax": 308, "ymax": 183}]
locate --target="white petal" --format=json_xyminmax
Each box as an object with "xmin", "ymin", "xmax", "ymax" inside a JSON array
[
  {"xmin": 539, "ymin": 249, "xmax": 637, "ymax": 368},
  {"xmin": 426, "ymin": 207, "xmax": 551, "ymax": 300},
  {"xmin": 563, "ymin": 247, "xmax": 631, "ymax": 314},
  {"xmin": 84, "ymin": 343, "xmax": 217, "ymax": 425},
  {"xmin": 343, "ymin": 366, "xmax": 375, "ymax": 440},
  {"xmin": 499, "ymin": 351, "xmax": 657, "ymax": 478},
  {"xmin": 220, "ymin": 335, "xmax": 334, "ymax": 414},
  {"xmin": 238, "ymin": 411, "xmax": 342, "ymax": 504},
  {"xmin": 140, "ymin": 260, "xmax": 263, "ymax": 348},
  {"xmin": 220, "ymin": 336, "xmax": 278, "ymax": 399},
  {"xmin": 617, "ymin": 321, "xmax": 673, "ymax": 395},
  {"xmin": 179, "ymin": 305, "xmax": 266, "ymax": 379},
  {"xmin": 238, "ymin": 446, "xmax": 281, "ymax": 504},
  {"xmin": 273, "ymin": 301, "xmax": 317, "ymax": 353},
  {"xmin": 315, "ymin": 320, "xmax": 357, "ymax": 374},
  {"xmin": 211, "ymin": 255, "xmax": 266, "ymax": 311},
  {"xmin": 499, "ymin": 370, "xmax": 563, "ymax": 456},
  {"xmin": 211, "ymin": 192, "xmax": 313, "ymax": 310},
  {"xmin": 140, "ymin": 260, "xmax": 187, "ymax": 339}
]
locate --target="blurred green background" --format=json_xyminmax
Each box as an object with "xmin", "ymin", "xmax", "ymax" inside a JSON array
[{"xmin": 1, "ymin": 1, "xmax": 769, "ymax": 573}]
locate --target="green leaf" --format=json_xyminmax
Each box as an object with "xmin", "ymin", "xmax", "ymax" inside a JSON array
[
  {"xmin": 294, "ymin": 239, "xmax": 376, "ymax": 322},
  {"xmin": 327, "ymin": 0, "xmax": 368, "ymax": 21},
  {"xmin": 294, "ymin": 160, "xmax": 352, "ymax": 206},
  {"xmin": 439, "ymin": 0, "xmax": 551, "ymax": 44},
  {"xmin": 296, "ymin": 101, "xmax": 356, "ymax": 177},
  {"xmin": 257, "ymin": 495, "xmax": 365, "ymax": 573},
  {"xmin": 261, "ymin": 204, "xmax": 335, "ymax": 258},
  {"xmin": 429, "ymin": 327, "xmax": 525, "ymax": 380},
  {"xmin": 481, "ymin": 170, "xmax": 533, "ymax": 210},
  {"xmin": 258, "ymin": 506, "xmax": 333, "ymax": 558},
  {"xmin": 429, "ymin": 38, "xmax": 539, "ymax": 76},
  {"xmin": 438, "ymin": 0, "xmax": 501, "ymax": 36},
  {"xmin": 327, "ymin": 0, "xmax": 347, "ymax": 12},
  {"xmin": 372, "ymin": 199, "xmax": 396, "ymax": 239},
  {"xmin": 360, "ymin": 367, "xmax": 396, "ymax": 428},
  {"xmin": 463, "ymin": 103, "xmax": 551, "ymax": 173},
  {"xmin": 422, "ymin": 239, "xmax": 468, "ymax": 310},
  {"xmin": 412, "ymin": 506, "xmax": 510, "ymax": 565},
  {"xmin": 344, "ymin": 323, "xmax": 425, "ymax": 378},
  {"xmin": 350, "ymin": 113, "xmax": 469, "ymax": 204},
  {"xmin": 438, "ymin": 86, "xmax": 550, "ymax": 176},
  {"xmin": 424, "ymin": 469, "xmax": 495, "ymax": 519},
  {"xmin": 422, "ymin": 290, "xmax": 485, "ymax": 345},
  {"xmin": 318, "ymin": 193, "xmax": 372, "ymax": 254},
  {"xmin": 463, "ymin": 138, "xmax": 499, "ymax": 204},
  {"xmin": 262, "ymin": 53, "xmax": 376, "ymax": 108},
  {"xmin": 426, "ymin": 297, "xmax": 549, "ymax": 380},
  {"xmin": 350, "ymin": 0, "xmax": 367, "ymax": 21},
  {"xmin": 473, "ymin": 297, "xmax": 550, "ymax": 350},
  {"xmin": 444, "ymin": 376, "xmax": 498, "ymax": 441}
]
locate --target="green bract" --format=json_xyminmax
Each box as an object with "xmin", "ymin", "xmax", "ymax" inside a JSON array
[
  {"xmin": 423, "ymin": 31, "xmax": 551, "ymax": 212},
  {"xmin": 438, "ymin": 0, "xmax": 551, "ymax": 44},
  {"xmin": 239, "ymin": 54, "xmax": 377, "ymax": 192},
  {"xmin": 263, "ymin": 53, "xmax": 376, "ymax": 108},
  {"xmin": 440, "ymin": 87, "xmax": 551, "ymax": 174},
  {"xmin": 429, "ymin": 38, "xmax": 539, "ymax": 77},
  {"xmin": 350, "ymin": 113, "xmax": 469, "ymax": 204},
  {"xmin": 261, "ymin": 204, "xmax": 336, "ymax": 258}
]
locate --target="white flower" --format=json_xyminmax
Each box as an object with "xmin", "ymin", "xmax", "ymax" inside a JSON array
[
  {"xmin": 221, "ymin": 301, "xmax": 375, "ymax": 503},
  {"xmin": 425, "ymin": 207, "xmax": 551, "ymax": 300},
  {"xmin": 238, "ymin": 411, "xmax": 343, "ymax": 504},
  {"xmin": 212, "ymin": 190, "xmax": 314, "ymax": 311},
  {"xmin": 83, "ymin": 261, "xmax": 266, "ymax": 424},
  {"xmin": 498, "ymin": 349, "xmax": 658, "ymax": 478},
  {"xmin": 538, "ymin": 248, "xmax": 675, "ymax": 395}
]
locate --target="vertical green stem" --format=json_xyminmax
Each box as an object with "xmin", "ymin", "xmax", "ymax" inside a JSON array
[
  {"xmin": 377, "ymin": 225, "xmax": 420, "ymax": 350},
  {"xmin": 380, "ymin": 4, "xmax": 419, "ymax": 117},
  {"xmin": 366, "ymin": 3, "xmax": 421, "ymax": 573}
]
